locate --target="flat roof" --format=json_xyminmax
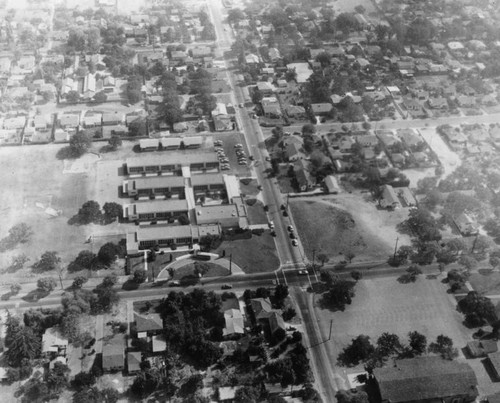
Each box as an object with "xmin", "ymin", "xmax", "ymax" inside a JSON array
[
  {"xmin": 129, "ymin": 199, "xmax": 189, "ymax": 214},
  {"xmin": 137, "ymin": 224, "xmax": 193, "ymax": 240},
  {"xmin": 126, "ymin": 176, "xmax": 185, "ymax": 189},
  {"xmin": 196, "ymin": 204, "xmax": 238, "ymax": 221},
  {"xmin": 126, "ymin": 151, "xmax": 219, "ymax": 167},
  {"xmin": 191, "ymin": 173, "xmax": 225, "ymax": 185}
]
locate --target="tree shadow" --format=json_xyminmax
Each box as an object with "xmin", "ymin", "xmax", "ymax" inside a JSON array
[
  {"xmin": 22, "ymin": 289, "xmax": 50, "ymax": 302},
  {"xmin": 122, "ymin": 279, "xmax": 140, "ymax": 291},
  {"xmin": 1, "ymin": 291, "xmax": 13, "ymax": 301}
]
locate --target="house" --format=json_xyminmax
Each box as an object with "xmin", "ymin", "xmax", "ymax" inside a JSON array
[
  {"xmin": 213, "ymin": 115, "xmax": 233, "ymax": 131},
  {"xmin": 380, "ymin": 185, "xmax": 401, "ymax": 210},
  {"xmin": 311, "ymin": 103, "xmax": 333, "ymax": 115},
  {"xmin": 324, "ymin": 175, "xmax": 340, "ymax": 194},
  {"xmin": 42, "ymin": 327, "xmax": 68, "ymax": 356},
  {"xmin": 286, "ymin": 142, "xmax": 305, "ymax": 161},
  {"xmin": 397, "ymin": 129, "xmax": 423, "ymax": 150},
  {"xmin": 219, "ymin": 386, "xmax": 237, "ymax": 402},
  {"xmin": 250, "ymin": 298, "xmax": 286, "ymax": 337},
  {"xmin": 152, "ymin": 335, "xmax": 167, "ymax": 352},
  {"xmin": 374, "ymin": 357, "xmax": 478, "ymax": 403},
  {"xmin": 487, "ymin": 392, "xmax": 500, "ymax": 403},
  {"xmin": 102, "ymin": 335, "xmax": 125, "ymax": 372},
  {"xmin": 223, "ymin": 308, "xmax": 244, "ymax": 338},
  {"xmin": 428, "ymin": 97, "xmax": 448, "ymax": 109},
  {"xmin": 294, "ymin": 159, "xmax": 314, "ymax": 192},
  {"xmin": 397, "ymin": 187, "xmax": 417, "ymax": 207},
  {"xmin": 457, "ymin": 96, "xmax": 476, "ymax": 108},
  {"xmin": 256, "ymin": 81, "xmax": 275, "ymax": 95},
  {"xmin": 135, "ymin": 312, "xmax": 163, "ymax": 337},
  {"xmin": 488, "ymin": 352, "xmax": 500, "ymax": 380},
  {"xmin": 127, "ymin": 351, "xmax": 142, "ymax": 374},
  {"xmin": 443, "ymin": 129, "xmax": 467, "ymax": 149},
  {"xmin": 454, "ymin": 213, "xmax": 479, "ymax": 236},
  {"xmin": 262, "ymin": 103, "xmax": 282, "ymax": 118},
  {"xmin": 467, "ymin": 340, "xmax": 498, "ymax": 358},
  {"xmin": 356, "ymin": 134, "xmax": 379, "ymax": 148}
]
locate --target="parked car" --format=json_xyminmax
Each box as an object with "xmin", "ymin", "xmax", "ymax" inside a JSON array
[
  {"xmin": 221, "ymin": 284, "xmax": 233, "ymax": 289},
  {"xmin": 170, "ymin": 280, "xmax": 180, "ymax": 286},
  {"xmin": 298, "ymin": 270, "xmax": 308, "ymax": 275},
  {"xmin": 287, "ymin": 225, "xmax": 294, "ymax": 232},
  {"xmin": 234, "ymin": 144, "xmax": 243, "ymax": 148},
  {"xmin": 292, "ymin": 239, "xmax": 298, "ymax": 246},
  {"xmin": 238, "ymin": 160, "xmax": 247, "ymax": 165},
  {"xmin": 268, "ymin": 221, "xmax": 274, "ymax": 229}
]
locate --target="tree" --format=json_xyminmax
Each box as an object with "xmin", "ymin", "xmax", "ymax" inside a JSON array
[
  {"xmin": 93, "ymin": 91, "xmax": 107, "ymax": 103},
  {"xmin": 66, "ymin": 90, "xmax": 80, "ymax": 103},
  {"xmin": 273, "ymin": 284, "xmax": 289, "ymax": 307},
  {"xmin": 68, "ymin": 250, "xmax": 96, "ymax": 272},
  {"xmin": 408, "ymin": 331, "xmax": 427, "ymax": 355},
  {"xmin": 376, "ymin": 333, "xmax": 401, "ymax": 358},
  {"xmin": 338, "ymin": 335, "xmax": 375, "ymax": 366},
  {"xmin": 5, "ymin": 325, "xmax": 41, "ymax": 366},
  {"xmin": 97, "ymin": 242, "xmax": 120, "ymax": 266},
  {"xmin": 234, "ymin": 385, "xmax": 260, "ymax": 403},
  {"xmin": 457, "ymin": 291, "xmax": 498, "ymax": 326},
  {"xmin": 398, "ymin": 264, "xmax": 423, "ymax": 283},
  {"xmin": 108, "ymin": 136, "xmax": 122, "ymax": 151},
  {"xmin": 9, "ymin": 254, "xmax": 29, "ymax": 272},
  {"xmin": 399, "ymin": 207, "xmax": 441, "ymax": 242},
  {"xmin": 429, "ymin": 335, "xmax": 458, "ymax": 360},
  {"xmin": 322, "ymin": 280, "xmax": 355, "ymax": 311},
  {"xmin": 7, "ymin": 223, "xmax": 32, "ymax": 244},
  {"xmin": 47, "ymin": 361, "xmax": 70, "ymax": 393},
  {"xmin": 75, "ymin": 200, "xmax": 102, "ymax": 225},
  {"xmin": 133, "ymin": 269, "xmax": 147, "ymax": 284},
  {"xmin": 317, "ymin": 253, "xmax": 329, "ymax": 266},
  {"xmin": 103, "ymin": 202, "xmax": 122, "ymax": 222},
  {"xmin": 458, "ymin": 255, "xmax": 478, "ymax": 271},
  {"xmin": 336, "ymin": 390, "xmax": 369, "ymax": 403},
  {"xmin": 35, "ymin": 251, "xmax": 61, "ymax": 272},
  {"xmin": 72, "ymin": 276, "xmax": 88, "ymax": 289},
  {"xmin": 10, "ymin": 283, "xmax": 21, "ymax": 295},
  {"xmin": 351, "ymin": 270, "xmax": 362, "ymax": 281},
  {"xmin": 37, "ymin": 277, "xmax": 57, "ymax": 293},
  {"xmin": 69, "ymin": 131, "xmax": 92, "ymax": 157},
  {"xmin": 178, "ymin": 214, "xmax": 190, "ymax": 225}
]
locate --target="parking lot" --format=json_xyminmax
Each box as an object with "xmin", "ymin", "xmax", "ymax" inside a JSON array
[{"xmin": 211, "ymin": 131, "xmax": 252, "ymax": 176}]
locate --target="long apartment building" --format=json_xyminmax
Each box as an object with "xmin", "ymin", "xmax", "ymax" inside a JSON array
[
  {"xmin": 126, "ymin": 224, "xmax": 221, "ymax": 254},
  {"xmin": 125, "ymin": 152, "xmax": 220, "ymax": 176},
  {"xmin": 122, "ymin": 176, "xmax": 186, "ymax": 197},
  {"xmin": 123, "ymin": 199, "xmax": 189, "ymax": 221}
]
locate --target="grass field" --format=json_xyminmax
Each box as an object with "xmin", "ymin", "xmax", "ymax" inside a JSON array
[
  {"xmin": 469, "ymin": 271, "xmax": 500, "ymax": 296},
  {"xmin": 320, "ymin": 276, "xmax": 471, "ymax": 358},
  {"xmin": 289, "ymin": 194, "xmax": 411, "ymax": 263},
  {"xmin": 215, "ymin": 232, "xmax": 280, "ymax": 273}
]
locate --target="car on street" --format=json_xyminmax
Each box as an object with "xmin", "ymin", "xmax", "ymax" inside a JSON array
[
  {"xmin": 270, "ymin": 231, "xmax": 276, "ymax": 237},
  {"xmin": 287, "ymin": 225, "xmax": 294, "ymax": 232},
  {"xmin": 283, "ymin": 211, "xmax": 288, "ymax": 217},
  {"xmin": 221, "ymin": 284, "xmax": 233, "ymax": 289},
  {"xmin": 268, "ymin": 221, "xmax": 274, "ymax": 229},
  {"xmin": 298, "ymin": 270, "xmax": 308, "ymax": 275},
  {"xmin": 292, "ymin": 239, "xmax": 298, "ymax": 246},
  {"xmin": 289, "ymin": 232, "xmax": 296, "ymax": 239}
]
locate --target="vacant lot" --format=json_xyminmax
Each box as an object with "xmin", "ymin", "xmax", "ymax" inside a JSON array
[
  {"xmin": 319, "ymin": 276, "xmax": 471, "ymax": 358},
  {"xmin": 215, "ymin": 232, "xmax": 280, "ymax": 273},
  {"xmin": 0, "ymin": 143, "xmax": 136, "ymax": 284},
  {"xmin": 289, "ymin": 194, "xmax": 411, "ymax": 263}
]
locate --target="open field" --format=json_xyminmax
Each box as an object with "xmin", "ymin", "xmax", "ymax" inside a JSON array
[
  {"xmin": 215, "ymin": 232, "xmax": 280, "ymax": 273},
  {"xmin": 289, "ymin": 193, "xmax": 411, "ymax": 263},
  {"xmin": 0, "ymin": 143, "xmax": 138, "ymax": 284},
  {"xmin": 469, "ymin": 271, "xmax": 500, "ymax": 297},
  {"xmin": 320, "ymin": 276, "xmax": 471, "ymax": 359}
]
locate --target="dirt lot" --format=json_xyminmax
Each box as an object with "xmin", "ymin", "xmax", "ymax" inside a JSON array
[
  {"xmin": 289, "ymin": 193, "xmax": 411, "ymax": 263},
  {"xmin": 320, "ymin": 276, "xmax": 471, "ymax": 361}
]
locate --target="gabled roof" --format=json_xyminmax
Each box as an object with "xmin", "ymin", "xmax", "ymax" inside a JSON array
[
  {"xmin": 374, "ymin": 357, "xmax": 478, "ymax": 403},
  {"xmin": 134, "ymin": 312, "xmax": 163, "ymax": 333},
  {"xmin": 127, "ymin": 351, "xmax": 142, "ymax": 372},
  {"xmin": 250, "ymin": 298, "xmax": 272, "ymax": 319},
  {"xmin": 223, "ymin": 308, "xmax": 244, "ymax": 336}
]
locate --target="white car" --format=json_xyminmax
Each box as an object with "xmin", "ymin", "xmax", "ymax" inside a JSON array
[
  {"xmin": 221, "ymin": 165, "xmax": 230, "ymax": 170},
  {"xmin": 292, "ymin": 239, "xmax": 299, "ymax": 247},
  {"xmin": 234, "ymin": 144, "xmax": 243, "ymax": 148}
]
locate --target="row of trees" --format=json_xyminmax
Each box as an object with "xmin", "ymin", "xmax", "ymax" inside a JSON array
[
  {"xmin": 69, "ymin": 200, "xmax": 123, "ymax": 225},
  {"xmin": 338, "ymin": 331, "xmax": 458, "ymax": 369}
]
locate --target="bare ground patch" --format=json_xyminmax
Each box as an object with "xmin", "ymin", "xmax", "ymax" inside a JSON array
[{"xmin": 289, "ymin": 193, "xmax": 411, "ymax": 263}]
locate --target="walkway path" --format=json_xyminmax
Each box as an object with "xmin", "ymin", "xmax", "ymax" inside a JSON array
[{"xmin": 156, "ymin": 254, "xmax": 245, "ymax": 280}]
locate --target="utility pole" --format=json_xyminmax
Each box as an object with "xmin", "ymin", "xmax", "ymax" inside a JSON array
[
  {"xmin": 328, "ymin": 319, "xmax": 333, "ymax": 341},
  {"xmin": 393, "ymin": 236, "xmax": 399, "ymax": 260},
  {"xmin": 229, "ymin": 253, "xmax": 232, "ymax": 275}
]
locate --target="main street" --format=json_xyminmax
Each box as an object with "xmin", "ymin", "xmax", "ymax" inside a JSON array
[{"xmin": 206, "ymin": 0, "xmax": 305, "ymax": 270}]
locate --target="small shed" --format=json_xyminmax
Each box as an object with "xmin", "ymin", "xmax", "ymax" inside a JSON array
[{"xmin": 324, "ymin": 175, "xmax": 340, "ymax": 194}]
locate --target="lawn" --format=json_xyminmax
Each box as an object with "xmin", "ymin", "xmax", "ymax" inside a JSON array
[
  {"xmin": 289, "ymin": 195, "xmax": 410, "ymax": 263},
  {"xmin": 0, "ymin": 144, "xmax": 90, "ymax": 276},
  {"xmin": 320, "ymin": 276, "xmax": 472, "ymax": 361},
  {"xmin": 174, "ymin": 261, "xmax": 229, "ymax": 279},
  {"xmin": 215, "ymin": 232, "xmax": 280, "ymax": 273},
  {"xmin": 469, "ymin": 271, "xmax": 500, "ymax": 296},
  {"xmin": 245, "ymin": 198, "xmax": 268, "ymax": 225}
]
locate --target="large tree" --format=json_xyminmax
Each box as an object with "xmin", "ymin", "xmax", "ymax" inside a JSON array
[
  {"xmin": 35, "ymin": 251, "xmax": 61, "ymax": 272},
  {"xmin": 76, "ymin": 200, "xmax": 102, "ymax": 224},
  {"xmin": 338, "ymin": 335, "xmax": 375, "ymax": 366},
  {"xmin": 97, "ymin": 242, "xmax": 120, "ymax": 266},
  {"xmin": 5, "ymin": 325, "xmax": 41, "ymax": 366},
  {"xmin": 69, "ymin": 131, "xmax": 92, "ymax": 157},
  {"xmin": 103, "ymin": 202, "xmax": 123, "ymax": 222}
]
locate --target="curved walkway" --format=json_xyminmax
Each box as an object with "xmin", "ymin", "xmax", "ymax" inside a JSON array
[{"xmin": 156, "ymin": 254, "xmax": 245, "ymax": 280}]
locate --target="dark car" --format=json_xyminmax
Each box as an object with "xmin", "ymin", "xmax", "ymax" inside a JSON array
[{"xmin": 221, "ymin": 284, "xmax": 233, "ymax": 289}]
